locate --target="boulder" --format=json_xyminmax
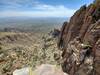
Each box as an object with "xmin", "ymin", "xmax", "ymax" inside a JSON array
[{"xmin": 13, "ymin": 64, "xmax": 68, "ymax": 75}]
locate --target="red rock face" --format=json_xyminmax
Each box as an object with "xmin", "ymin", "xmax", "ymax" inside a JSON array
[
  {"xmin": 58, "ymin": 1, "xmax": 100, "ymax": 75},
  {"xmin": 58, "ymin": 5, "xmax": 86, "ymax": 49}
]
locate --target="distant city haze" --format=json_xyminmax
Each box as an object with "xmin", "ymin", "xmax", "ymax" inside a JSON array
[{"xmin": 0, "ymin": 17, "xmax": 67, "ymax": 32}]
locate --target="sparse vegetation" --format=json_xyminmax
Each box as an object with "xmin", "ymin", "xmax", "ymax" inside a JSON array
[{"xmin": 0, "ymin": 31, "xmax": 61, "ymax": 75}]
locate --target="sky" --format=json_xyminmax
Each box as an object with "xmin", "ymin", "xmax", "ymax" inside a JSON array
[{"xmin": 0, "ymin": 0, "xmax": 94, "ymax": 17}]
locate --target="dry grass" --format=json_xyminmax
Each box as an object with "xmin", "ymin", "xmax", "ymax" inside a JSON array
[{"xmin": 0, "ymin": 31, "xmax": 61, "ymax": 75}]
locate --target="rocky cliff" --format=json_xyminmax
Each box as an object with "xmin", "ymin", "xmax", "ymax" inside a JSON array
[{"xmin": 58, "ymin": 0, "xmax": 100, "ymax": 75}]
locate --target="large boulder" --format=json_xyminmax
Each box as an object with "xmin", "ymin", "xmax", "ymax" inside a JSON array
[{"xmin": 13, "ymin": 64, "xmax": 68, "ymax": 75}]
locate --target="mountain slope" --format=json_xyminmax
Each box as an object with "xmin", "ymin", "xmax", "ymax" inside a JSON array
[{"xmin": 58, "ymin": 0, "xmax": 100, "ymax": 75}]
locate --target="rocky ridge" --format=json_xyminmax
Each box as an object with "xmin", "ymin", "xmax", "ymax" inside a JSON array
[{"xmin": 58, "ymin": 0, "xmax": 100, "ymax": 75}]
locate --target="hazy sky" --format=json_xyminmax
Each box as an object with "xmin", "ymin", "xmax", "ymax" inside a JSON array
[{"xmin": 0, "ymin": 0, "xmax": 94, "ymax": 17}]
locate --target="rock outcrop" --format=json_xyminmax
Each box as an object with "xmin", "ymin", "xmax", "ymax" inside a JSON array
[
  {"xmin": 13, "ymin": 64, "xmax": 68, "ymax": 75},
  {"xmin": 58, "ymin": 0, "xmax": 100, "ymax": 75}
]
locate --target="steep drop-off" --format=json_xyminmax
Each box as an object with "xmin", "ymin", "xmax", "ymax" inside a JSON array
[{"xmin": 58, "ymin": 0, "xmax": 100, "ymax": 75}]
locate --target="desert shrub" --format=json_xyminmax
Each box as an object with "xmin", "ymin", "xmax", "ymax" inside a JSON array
[
  {"xmin": 94, "ymin": 0, "xmax": 100, "ymax": 6},
  {"xmin": 0, "ymin": 46, "xmax": 2, "ymax": 50}
]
